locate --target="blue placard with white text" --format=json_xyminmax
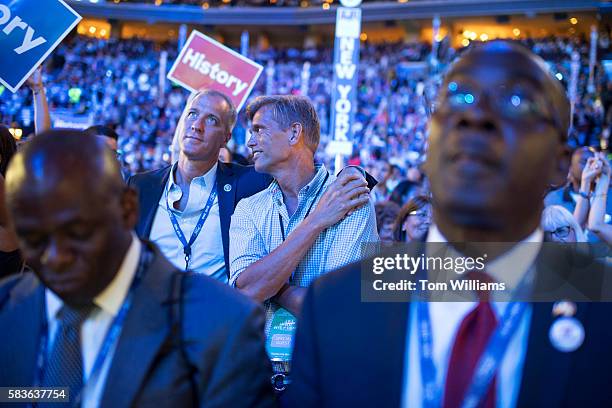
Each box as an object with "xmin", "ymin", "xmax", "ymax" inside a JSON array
[{"xmin": 0, "ymin": 0, "xmax": 81, "ymax": 92}]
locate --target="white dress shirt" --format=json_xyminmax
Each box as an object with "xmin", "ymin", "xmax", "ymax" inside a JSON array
[
  {"xmin": 402, "ymin": 225, "xmax": 543, "ymax": 408},
  {"xmin": 149, "ymin": 162, "xmax": 226, "ymax": 282},
  {"xmin": 45, "ymin": 233, "xmax": 141, "ymax": 408}
]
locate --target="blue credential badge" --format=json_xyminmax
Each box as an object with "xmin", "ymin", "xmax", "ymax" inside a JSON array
[{"xmin": 266, "ymin": 308, "xmax": 297, "ymax": 362}]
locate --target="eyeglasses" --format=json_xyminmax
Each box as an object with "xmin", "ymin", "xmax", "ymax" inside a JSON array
[
  {"xmin": 408, "ymin": 210, "xmax": 431, "ymax": 220},
  {"xmin": 432, "ymin": 81, "xmax": 559, "ymax": 129},
  {"xmin": 546, "ymin": 225, "xmax": 572, "ymax": 239}
]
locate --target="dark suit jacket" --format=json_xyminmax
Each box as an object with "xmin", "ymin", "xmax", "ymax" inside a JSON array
[
  {"xmin": 127, "ymin": 162, "xmax": 272, "ymax": 278},
  {"xmin": 0, "ymin": 242, "xmax": 276, "ymax": 408},
  {"xmin": 285, "ymin": 246, "xmax": 612, "ymax": 408}
]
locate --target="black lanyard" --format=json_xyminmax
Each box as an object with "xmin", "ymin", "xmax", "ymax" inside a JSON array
[{"xmin": 278, "ymin": 172, "xmax": 330, "ymax": 242}]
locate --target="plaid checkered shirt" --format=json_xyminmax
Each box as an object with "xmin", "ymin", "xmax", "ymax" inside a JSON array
[{"xmin": 229, "ymin": 164, "xmax": 379, "ymax": 336}]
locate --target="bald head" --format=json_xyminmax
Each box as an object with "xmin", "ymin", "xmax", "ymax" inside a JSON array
[
  {"xmin": 5, "ymin": 129, "xmax": 124, "ymax": 202},
  {"xmin": 5, "ymin": 129, "xmax": 138, "ymax": 305}
]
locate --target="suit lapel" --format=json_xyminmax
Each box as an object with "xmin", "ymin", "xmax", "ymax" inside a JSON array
[
  {"xmin": 381, "ymin": 301, "xmax": 410, "ymax": 406},
  {"xmin": 100, "ymin": 244, "xmax": 174, "ymax": 407},
  {"xmin": 139, "ymin": 166, "xmax": 172, "ymax": 238},
  {"xmin": 3, "ymin": 276, "xmax": 45, "ymax": 387},
  {"xmin": 215, "ymin": 161, "xmax": 236, "ymax": 277},
  {"xmin": 360, "ymin": 301, "xmax": 409, "ymax": 406},
  {"xmin": 517, "ymin": 248, "xmax": 586, "ymax": 407},
  {"xmin": 517, "ymin": 301, "xmax": 586, "ymax": 406}
]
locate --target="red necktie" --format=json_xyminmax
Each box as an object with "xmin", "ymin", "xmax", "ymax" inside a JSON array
[{"xmin": 443, "ymin": 273, "xmax": 498, "ymax": 408}]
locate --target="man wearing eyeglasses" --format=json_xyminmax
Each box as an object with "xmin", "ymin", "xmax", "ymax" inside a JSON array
[{"xmin": 286, "ymin": 41, "xmax": 612, "ymax": 407}]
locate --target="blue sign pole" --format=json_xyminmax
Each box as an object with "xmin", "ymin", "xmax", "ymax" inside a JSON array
[
  {"xmin": 328, "ymin": 6, "xmax": 361, "ymax": 171},
  {"xmin": 178, "ymin": 24, "xmax": 187, "ymax": 51},
  {"xmin": 0, "ymin": 0, "xmax": 81, "ymax": 92},
  {"xmin": 241, "ymin": 30, "xmax": 249, "ymax": 58}
]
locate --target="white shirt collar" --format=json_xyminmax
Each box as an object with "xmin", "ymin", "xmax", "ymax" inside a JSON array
[
  {"xmin": 426, "ymin": 224, "xmax": 544, "ymax": 291},
  {"xmin": 168, "ymin": 161, "xmax": 218, "ymax": 193},
  {"xmin": 426, "ymin": 223, "xmax": 543, "ymax": 245},
  {"xmin": 94, "ymin": 233, "xmax": 142, "ymax": 315},
  {"xmin": 46, "ymin": 232, "xmax": 142, "ymax": 320}
]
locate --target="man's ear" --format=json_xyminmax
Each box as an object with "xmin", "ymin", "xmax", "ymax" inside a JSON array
[
  {"xmin": 550, "ymin": 144, "xmax": 572, "ymax": 187},
  {"xmin": 288, "ymin": 123, "xmax": 303, "ymax": 146},
  {"xmin": 120, "ymin": 187, "xmax": 139, "ymax": 231}
]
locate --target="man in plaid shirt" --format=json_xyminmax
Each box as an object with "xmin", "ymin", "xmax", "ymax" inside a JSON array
[{"xmin": 229, "ymin": 95, "xmax": 378, "ymax": 389}]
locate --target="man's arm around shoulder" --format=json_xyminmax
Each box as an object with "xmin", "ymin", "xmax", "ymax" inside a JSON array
[{"xmin": 231, "ymin": 172, "xmax": 370, "ymax": 310}]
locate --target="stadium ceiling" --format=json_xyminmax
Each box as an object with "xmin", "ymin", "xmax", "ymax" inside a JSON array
[{"xmin": 68, "ymin": 0, "xmax": 608, "ymax": 26}]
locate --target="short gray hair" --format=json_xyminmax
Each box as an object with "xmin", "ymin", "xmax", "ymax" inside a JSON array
[
  {"xmin": 246, "ymin": 95, "xmax": 320, "ymax": 153},
  {"xmin": 189, "ymin": 89, "xmax": 237, "ymax": 133}
]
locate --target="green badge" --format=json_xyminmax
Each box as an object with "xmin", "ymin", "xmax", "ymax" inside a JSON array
[{"xmin": 266, "ymin": 308, "xmax": 297, "ymax": 362}]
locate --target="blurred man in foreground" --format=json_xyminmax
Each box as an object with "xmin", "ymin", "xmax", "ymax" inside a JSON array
[
  {"xmin": 0, "ymin": 130, "xmax": 275, "ymax": 407},
  {"xmin": 286, "ymin": 41, "xmax": 612, "ymax": 407}
]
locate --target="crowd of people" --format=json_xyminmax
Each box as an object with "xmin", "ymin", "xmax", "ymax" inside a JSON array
[
  {"xmin": 3, "ymin": 33, "xmax": 611, "ymax": 259},
  {"xmin": 2, "ymin": 33, "xmax": 609, "ymax": 183},
  {"xmin": 2, "ymin": 31, "xmax": 611, "ymax": 250},
  {"xmin": 1, "ymin": 38, "xmax": 611, "ymax": 407}
]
